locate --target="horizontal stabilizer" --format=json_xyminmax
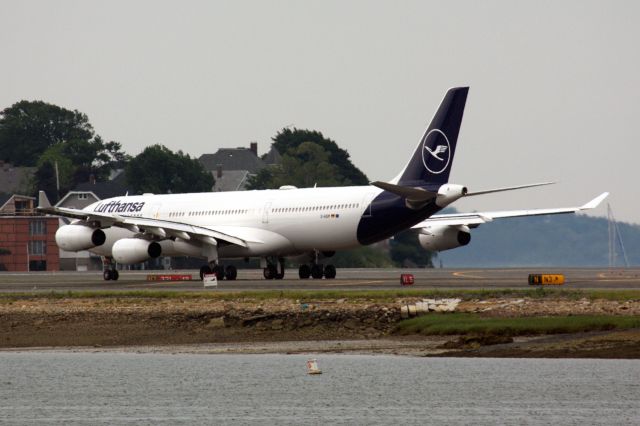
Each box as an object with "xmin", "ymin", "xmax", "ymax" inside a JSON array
[
  {"xmin": 370, "ymin": 181, "xmax": 437, "ymax": 201},
  {"xmin": 465, "ymin": 182, "xmax": 555, "ymax": 196}
]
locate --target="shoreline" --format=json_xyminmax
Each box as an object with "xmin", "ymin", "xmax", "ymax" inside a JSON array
[
  {"xmin": 1, "ymin": 331, "xmax": 639, "ymax": 359},
  {"xmin": 1, "ymin": 292, "xmax": 639, "ymax": 358}
]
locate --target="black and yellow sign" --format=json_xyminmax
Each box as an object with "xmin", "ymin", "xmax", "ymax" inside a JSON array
[{"xmin": 528, "ymin": 274, "xmax": 565, "ymax": 285}]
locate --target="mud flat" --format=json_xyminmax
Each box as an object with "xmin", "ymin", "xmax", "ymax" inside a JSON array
[{"xmin": 1, "ymin": 290, "xmax": 639, "ymax": 358}]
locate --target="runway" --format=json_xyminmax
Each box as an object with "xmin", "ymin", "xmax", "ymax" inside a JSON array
[{"xmin": 0, "ymin": 268, "xmax": 639, "ymax": 292}]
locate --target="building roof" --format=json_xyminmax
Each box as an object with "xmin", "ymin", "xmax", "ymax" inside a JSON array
[
  {"xmin": 212, "ymin": 170, "xmax": 251, "ymax": 192},
  {"xmin": 73, "ymin": 179, "xmax": 127, "ymax": 200},
  {"xmin": 199, "ymin": 148, "xmax": 265, "ymax": 174},
  {"xmin": 0, "ymin": 162, "xmax": 36, "ymax": 195},
  {"xmin": 0, "ymin": 193, "xmax": 12, "ymax": 208},
  {"xmin": 0, "ymin": 193, "xmax": 36, "ymax": 213},
  {"xmin": 263, "ymin": 146, "xmax": 282, "ymax": 165}
]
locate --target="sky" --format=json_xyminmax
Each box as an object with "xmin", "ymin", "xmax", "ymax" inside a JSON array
[{"xmin": 2, "ymin": 0, "xmax": 638, "ymax": 223}]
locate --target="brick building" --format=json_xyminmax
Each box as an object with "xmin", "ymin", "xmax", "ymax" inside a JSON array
[{"xmin": 0, "ymin": 195, "xmax": 59, "ymax": 271}]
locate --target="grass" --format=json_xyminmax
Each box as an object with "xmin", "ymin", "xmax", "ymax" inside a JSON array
[
  {"xmin": 0, "ymin": 288, "xmax": 637, "ymax": 302},
  {"xmin": 395, "ymin": 313, "xmax": 640, "ymax": 337}
]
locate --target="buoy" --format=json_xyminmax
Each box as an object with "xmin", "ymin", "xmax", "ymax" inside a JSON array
[{"xmin": 306, "ymin": 358, "xmax": 322, "ymax": 375}]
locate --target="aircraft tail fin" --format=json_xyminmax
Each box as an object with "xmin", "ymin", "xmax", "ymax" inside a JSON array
[{"xmin": 392, "ymin": 87, "xmax": 468, "ymax": 186}]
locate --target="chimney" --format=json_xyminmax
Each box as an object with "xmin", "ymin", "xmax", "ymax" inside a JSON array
[
  {"xmin": 249, "ymin": 142, "xmax": 258, "ymax": 156},
  {"xmin": 89, "ymin": 173, "xmax": 96, "ymax": 185},
  {"xmin": 216, "ymin": 165, "xmax": 223, "ymax": 179}
]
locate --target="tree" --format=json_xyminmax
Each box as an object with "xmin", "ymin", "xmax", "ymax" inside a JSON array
[
  {"xmin": 248, "ymin": 142, "xmax": 345, "ymax": 189},
  {"xmin": 33, "ymin": 136, "xmax": 130, "ymax": 202},
  {"xmin": 125, "ymin": 144, "xmax": 214, "ymax": 194},
  {"xmin": 247, "ymin": 128, "xmax": 368, "ymax": 190},
  {"xmin": 0, "ymin": 101, "xmax": 95, "ymax": 166},
  {"xmin": 271, "ymin": 128, "xmax": 368, "ymax": 185}
]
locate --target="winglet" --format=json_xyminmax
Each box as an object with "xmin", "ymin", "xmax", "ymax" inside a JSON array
[
  {"xmin": 38, "ymin": 191, "xmax": 52, "ymax": 209},
  {"xmin": 580, "ymin": 192, "xmax": 609, "ymax": 210}
]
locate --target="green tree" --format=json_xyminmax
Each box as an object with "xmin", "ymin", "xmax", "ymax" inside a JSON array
[
  {"xmin": 248, "ymin": 142, "xmax": 345, "ymax": 189},
  {"xmin": 34, "ymin": 137, "xmax": 130, "ymax": 202},
  {"xmin": 125, "ymin": 144, "xmax": 214, "ymax": 194},
  {"xmin": 0, "ymin": 101, "xmax": 94, "ymax": 166},
  {"xmin": 272, "ymin": 128, "xmax": 368, "ymax": 185},
  {"xmin": 248, "ymin": 128, "xmax": 368, "ymax": 189}
]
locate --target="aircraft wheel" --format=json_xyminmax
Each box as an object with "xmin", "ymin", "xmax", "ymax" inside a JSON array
[
  {"xmin": 311, "ymin": 264, "xmax": 324, "ymax": 279},
  {"xmin": 298, "ymin": 264, "xmax": 311, "ymax": 279},
  {"xmin": 111, "ymin": 270, "xmax": 119, "ymax": 281},
  {"xmin": 213, "ymin": 265, "xmax": 225, "ymax": 280},
  {"xmin": 200, "ymin": 265, "xmax": 213, "ymax": 280},
  {"xmin": 263, "ymin": 266, "xmax": 276, "ymax": 280},
  {"xmin": 324, "ymin": 264, "xmax": 336, "ymax": 279},
  {"xmin": 225, "ymin": 265, "xmax": 237, "ymax": 281},
  {"xmin": 103, "ymin": 270, "xmax": 112, "ymax": 281}
]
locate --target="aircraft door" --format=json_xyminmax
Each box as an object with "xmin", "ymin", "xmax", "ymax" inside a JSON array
[
  {"xmin": 262, "ymin": 202, "xmax": 272, "ymax": 224},
  {"xmin": 150, "ymin": 203, "xmax": 161, "ymax": 219}
]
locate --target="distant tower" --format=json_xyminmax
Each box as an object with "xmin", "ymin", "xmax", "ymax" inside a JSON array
[{"xmin": 607, "ymin": 204, "xmax": 629, "ymax": 268}]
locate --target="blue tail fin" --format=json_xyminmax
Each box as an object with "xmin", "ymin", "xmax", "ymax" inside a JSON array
[{"xmin": 393, "ymin": 87, "xmax": 468, "ymax": 186}]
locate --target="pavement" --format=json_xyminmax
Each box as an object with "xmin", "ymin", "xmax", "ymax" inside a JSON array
[{"xmin": 0, "ymin": 267, "xmax": 639, "ymax": 292}]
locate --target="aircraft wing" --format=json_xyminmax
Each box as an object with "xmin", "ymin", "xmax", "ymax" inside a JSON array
[
  {"xmin": 37, "ymin": 195, "xmax": 253, "ymax": 248},
  {"xmin": 411, "ymin": 192, "xmax": 609, "ymax": 228}
]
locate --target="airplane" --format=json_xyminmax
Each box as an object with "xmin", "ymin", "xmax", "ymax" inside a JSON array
[{"xmin": 37, "ymin": 87, "xmax": 608, "ymax": 281}]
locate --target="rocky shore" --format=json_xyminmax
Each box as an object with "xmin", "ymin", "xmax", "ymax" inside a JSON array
[{"xmin": 1, "ymin": 295, "xmax": 639, "ymax": 358}]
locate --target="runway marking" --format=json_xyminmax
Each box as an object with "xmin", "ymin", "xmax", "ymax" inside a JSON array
[
  {"xmin": 452, "ymin": 271, "xmax": 486, "ymax": 279},
  {"xmin": 597, "ymin": 272, "xmax": 640, "ymax": 280},
  {"xmin": 323, "ymin": 280, "xmax": 387, "ymax": 287},
  {"xmin": 123, "ymin": 281, "xmax": 196, "ymax": 288}
]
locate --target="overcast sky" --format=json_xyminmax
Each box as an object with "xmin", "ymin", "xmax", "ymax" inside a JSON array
[{"xmin": 2, "ymin": 1, "xmax": 638, "ymax": 223}]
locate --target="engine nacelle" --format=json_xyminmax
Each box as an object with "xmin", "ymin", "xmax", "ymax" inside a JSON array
[
  {"xmin": 436, "ymin": 184, "xmax": 468, "ymax": 207},
  {"xmin": 112, "ymin": 238, "xmax": 162, "ymax": 264},
  {"xmin": 418, "ymin": 225, "xmax": 471, "ymax": 252},
  {"xmin": 55, "ymin": 224, "xmax": 106, "ymax": 251}
]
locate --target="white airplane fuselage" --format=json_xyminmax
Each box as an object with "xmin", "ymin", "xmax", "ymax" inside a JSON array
[{"xmin": 87, "ymin": 185, "xmax": 387, "ymax": 259}]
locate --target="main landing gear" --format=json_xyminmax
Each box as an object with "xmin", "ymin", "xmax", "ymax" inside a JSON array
[
  {"xmin": 199, "ymin": 263, "xmax": 238, "ymax": 281},
  {"xmin": 102, "ymin": 257, "xmax": 119, "ymax": 281},
  {"xmin": 298, "ymin": 263, "xmax": 336, "ymax": 279},
  {"xmin": 263, "ymin": 257, "xmax": 285, "ymax": 280}
]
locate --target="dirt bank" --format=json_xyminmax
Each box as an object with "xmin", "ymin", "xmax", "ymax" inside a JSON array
[{"xmin": 1, "ymin": 296, "xmax": 639, "ymax": 358}]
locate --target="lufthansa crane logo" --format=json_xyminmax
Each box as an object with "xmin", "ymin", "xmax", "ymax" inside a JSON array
[{"xmin": 421, "ymin": 129, "xmax": 451, "ymax": 175}]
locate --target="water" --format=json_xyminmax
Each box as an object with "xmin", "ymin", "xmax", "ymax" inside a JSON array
[{"xmin": 0, "ymin": 352, "xmax": 638, "ymax": 425}]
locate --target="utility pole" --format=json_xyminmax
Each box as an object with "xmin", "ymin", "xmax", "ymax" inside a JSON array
[{"xmin": 54, "ymin": 160, "xmax": 60, "ymax": 201}]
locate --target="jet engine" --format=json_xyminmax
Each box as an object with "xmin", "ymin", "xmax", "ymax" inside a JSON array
[
  {"xmin": 55, "ymin": 224, "xmax": 106, "ymax": 251},
  {"xmin": 112, "ymin": 238, "xmax": 162, "ymax": 264},
  {"xmin": 418, "ymin": 225, "xmax": 471, "ymax": 252},
  {"xmin": 435, "ymin": 184, "xmax": 468, "ymax": 207}
]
